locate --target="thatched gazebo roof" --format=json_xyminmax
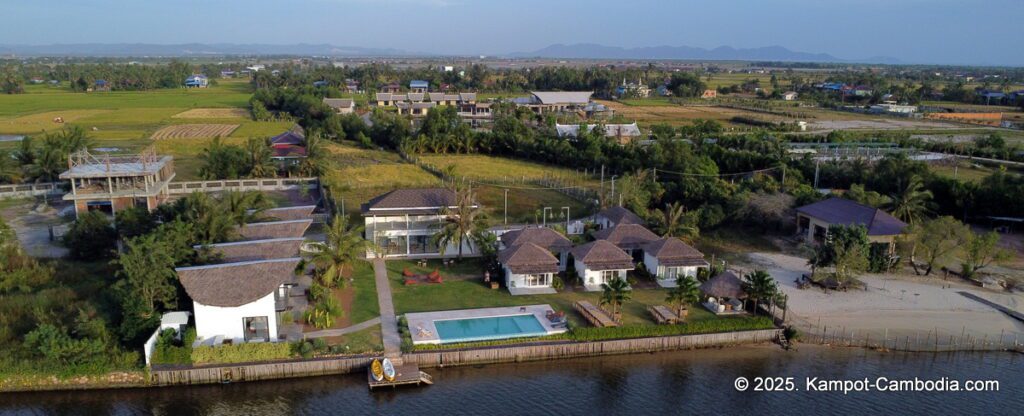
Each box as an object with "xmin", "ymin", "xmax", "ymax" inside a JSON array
[{"xmin": 699, "ymin": 271, "xmax": 747, "ymax": 299}]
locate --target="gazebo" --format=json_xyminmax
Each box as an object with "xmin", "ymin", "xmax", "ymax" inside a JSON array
[{"xmin": 699, "ymin": 271, "xmax": 747, "ymax": 314}]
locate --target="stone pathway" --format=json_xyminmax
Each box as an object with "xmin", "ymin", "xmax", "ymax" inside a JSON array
[
  {"xmin": 373, "ymin": 258, "xmax": 403, "ymax": 359},
  {"xmin": 303, "ymin": 317, "xmax": 382, "ymax": 338}
]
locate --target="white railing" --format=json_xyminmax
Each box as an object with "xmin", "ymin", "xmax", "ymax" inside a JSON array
[
  {"xmin": 166, "ymin": 177, "xmax": 319, "ymax": 195},
  {"xmin": 0, "ymin": 182, "xmax": 64, "ymax": 198}
]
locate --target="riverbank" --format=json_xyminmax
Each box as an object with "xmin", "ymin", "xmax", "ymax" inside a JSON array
[{"xmin": 3, "ymin": 345, "xmax": 1021, "ymax": 415}]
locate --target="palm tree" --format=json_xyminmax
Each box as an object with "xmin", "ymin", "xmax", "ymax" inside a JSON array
[
  {"xmin": 308, "ymin": 215, "xmax": 371, "ymax": 289},
  {"xmin": 652, "ymin": 202, "xmax": 699, "ymax": 240},
  {"xmin": 743, "ymin": 270, "xmax": 777, "ymax": 316},
  {"xmin": 296, "ymin": 133, "xmax": 324, "ymax": 177},
  {"xmin": 665, "ymin": 275, "xmax": 700, "ymax": 319},
  {"xmin": 600, "ymin": 277, "xmax": 632, "ymax": 322},
  {"xmin": 888, "ymin": 175, "xmax": 933, "ymax": 225},
  {"xmin": 0, "ymin": 150, "xmax": 22, "ymax": 184},
  {"xmin": 245, "ymin": 137, "xmax": 275, "ymax": 178},
  {"xmin": 432, "ymin": 185, "xmax": 487, "ymax": 260},
  {"xmin": 222, "ymin": 190, "xmax": 272, "ymax": 227}
]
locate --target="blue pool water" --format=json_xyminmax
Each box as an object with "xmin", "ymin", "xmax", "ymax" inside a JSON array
[{"xmin": 434, "ymin": 314, "xmax": 547, "ymax": 343}]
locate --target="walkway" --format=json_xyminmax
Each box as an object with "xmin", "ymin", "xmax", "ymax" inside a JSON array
[
  {"xmin": 303, "ymin": 317, "xmax": 382, "ymax": 338},
  {"xmin": 373, "ymin": 258, "xmax": 402, "ymax": 359}
]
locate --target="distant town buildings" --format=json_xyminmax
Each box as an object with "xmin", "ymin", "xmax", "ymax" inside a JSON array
[{"xmin": 555, "ymin": 123, "xmax": 642, "ymax": 143}]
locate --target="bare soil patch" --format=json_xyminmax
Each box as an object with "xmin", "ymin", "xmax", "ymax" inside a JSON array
[
  {"xmin": 171, "ymin": 108, "xmax": 250, "ymax": 119},
  {"xmin": 150, "ymin": 124, "xmax": 239, "ymax": 140}
]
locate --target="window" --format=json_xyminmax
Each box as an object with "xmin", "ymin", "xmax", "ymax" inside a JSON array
[
  {"xmin": 600, "ymin": 270, "xmax": 619, "ymax": 283},
  {"xmin": 662, "ymin": 266, "xmax": 681, "ymax": 280},
  {"xmin": 243, "ymin": 316, "xmax": 269, "ymax": 342},
  {"xmin": 524, "ymin": 273, "xmax": 549, "ymax": 287}
]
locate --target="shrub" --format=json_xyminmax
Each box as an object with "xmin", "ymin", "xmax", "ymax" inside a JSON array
[
  {"xmin": 62, "ymin": 211, "xmax": 117, "ymax": 260},
  {"xmin": 551, "ymin": 275, "xmax": 564, "ymax": 290},
  {"xmin": 190, "ymin": 342, "xmax": 293, "ymax": 365},
  {"xmin": 568, "ymin": 317, "xmax": 775, "ymax": 342},
  {"xmin": 783, "ymin": 326, "xmax": 801, "ymax": 341}
]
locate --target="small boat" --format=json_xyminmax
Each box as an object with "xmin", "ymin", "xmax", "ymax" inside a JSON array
[
  {"xmin": 382, "ymin": 358, "xmax": 396, "ymax": 381},
  {"xmin": 370, "ymin": 359, "xmax": 384, "ymax": 382}
]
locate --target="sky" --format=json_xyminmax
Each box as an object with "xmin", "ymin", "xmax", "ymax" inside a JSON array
[{"xmin": 2, "ymin": 0, "xmax": 1022, "ymax": 66}]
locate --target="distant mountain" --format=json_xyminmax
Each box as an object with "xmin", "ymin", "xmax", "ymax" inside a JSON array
[
  {"xmin": 0, "ymin": 43, "xmax": 418, "ymax": 57},
  {"xmin": 509, "ymin": 43, "xmax": 901, "ymax": 64}
]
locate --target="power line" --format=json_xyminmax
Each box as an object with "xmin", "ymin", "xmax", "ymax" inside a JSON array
[{"xmin": 652, "ymin": 166, "xmax": 782, "ymax": 178}]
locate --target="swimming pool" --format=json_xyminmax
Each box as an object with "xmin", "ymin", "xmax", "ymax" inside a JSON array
[{"xmin": 434, "ymin": 314, "xmax": 548, "ymax": 344}]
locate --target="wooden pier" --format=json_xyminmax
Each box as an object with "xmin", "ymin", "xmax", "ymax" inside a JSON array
[{"xmin": 367, "ymin": 362, "xmax": 433, "ymax": 390}]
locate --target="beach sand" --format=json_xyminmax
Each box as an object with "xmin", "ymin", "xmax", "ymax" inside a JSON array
[{"xmin": 743, "ymin": 252, "xmax": 1024, "ymax": 342}]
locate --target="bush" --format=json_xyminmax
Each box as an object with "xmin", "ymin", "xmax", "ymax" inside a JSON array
[
  {"xmin": 568, "ymin": 317, "xmax": 775, "ymax": 342},
  {"xmin": 551, "ymin": 275, "xmax": 564, "ymax": 290},
  {"xmin": 63, "ymin": 211, "xmax": 118, "ymax": 260},
  {"xmin": 190, "ymin": 342, "xmax": 293, "ymax": 365},
  {"xmin": 151, "ymin": 327, "xmax": 195, "ymax": 366},
  {"xmin": 783, "ymin": 326, "xmax": 801, "ymax": 341}
]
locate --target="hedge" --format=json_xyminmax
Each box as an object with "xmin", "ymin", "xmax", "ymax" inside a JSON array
[
  {"xmin": 191, "ymin": 342, "xmax": 293, "ymax": 365},
  {"xmin": 568, "ymin": 317, "xmax": 776, "ymax": 342}
]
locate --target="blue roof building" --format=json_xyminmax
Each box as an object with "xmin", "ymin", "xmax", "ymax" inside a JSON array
[
  {"xmin": 409, "ymin": 80, "xmax": 429, "ymax": 92},
  {"xmin": 185, "ymin": 74, "xmax": 209, "ymax": 88}
]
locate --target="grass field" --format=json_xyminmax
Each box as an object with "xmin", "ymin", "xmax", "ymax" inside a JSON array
[
  {"xmin": 416, "ymin": 154, "xmax": 600, "ymax": 188},
  {"xmin": 387, "ymin": 258, "xmax": 741, "ymax": 328}
]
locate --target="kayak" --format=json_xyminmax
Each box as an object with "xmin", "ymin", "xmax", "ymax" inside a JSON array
[
  {"xmin": 370, "ymin": 359, "xmax": 384, "ymax": 382},
  {"xmin": 382, "ymin": 358, "xmax": 396, "ymax": 381}
]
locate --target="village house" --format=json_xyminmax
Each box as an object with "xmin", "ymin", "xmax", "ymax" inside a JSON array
[
  {"xmin": 781, "ymin": 91, "xmax": 798, "ymax": 101},
  {"xmin": 323, "ymin": 98, "xmax": 355, "ymax": 114},
  {"xmin": 571, "ymin": 240, "xmax": 635, "ymax": 291},
  {"xmin": 870, "ymin": 102, "xmax": 917, "ymax": 114},
  {"xmin": 59, "ymin": 148, "xmax": 175, "ymax": 218},
  {"xmin": 269, "ymin": 129, "xmax": 307, "ymax": 168},
  {"xmin": 177, "ymin": 257, "xmax": 302, "ymax": 344},
  {"xmin": 500, "ymin": 226, "xmax": 573, "ymax": 271},
  {"xmin": 514, "ymin": 91, "xmax": 595, "ymax": 115},
  {"xmin": 555, "ymin": 122, "xmax": 642, "ymax": 144},
  {"xmin": 498, "ymin": 242, "xmax": 560, "ymax": 295},
  {"xmin": 374, "ymin": 91, "xmax": 484, "ymax": 118},
  {"xmin": 185, "ymin": 74, "xmax": 209, "ymax": 88},
  {"xmin": 362, "ymin": 188, "xmax": 478, "ymax": 258},
  {"xmin": 93, "ymin": 79, "xmax": 111, "ymax": 92},
  {"xmin": 641, "ymin": 237, "xmax": 708, "ymax": 288},
  {"xmin": 409, "ymin": 80, "xmax": 429, "ymax": 93},
  {"xmin": 795, "ymin": 197, "xmax": 907, "ymax": 252},
  {"xmin": 594, "ymin": 206, "xmax": 644, "ymax": 229},
  {"xmin": 379, "ymin": 82, "xmax": 401, "ymax": 93},
  {"xmin": 344, "ymin": 79, "xmax": 361, "ymax": 93},
  {"xmin": 701, "ymin": 89, "xmax": 717, "ymax": 99}
]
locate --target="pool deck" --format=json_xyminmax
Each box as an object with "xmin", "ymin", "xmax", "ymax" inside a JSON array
[{"xmin": 406, "ymin": 305, "xmax": 567, "ymax": 345}]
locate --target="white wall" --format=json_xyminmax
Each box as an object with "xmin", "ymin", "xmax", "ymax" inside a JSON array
[
  {"xmin": 504, "ymin": 266, "xmax": 553, "ymax": 289},
  {"xmin": 643, "ymin": 253, "xmax": 702, "ymax": 280},
  {"xmin": 575, "ymin": 259, "xmax": 628, "ymax": 288},
  {"xmin": 194, "ymin": 293, "xmax": 278, "ymax": 343}
]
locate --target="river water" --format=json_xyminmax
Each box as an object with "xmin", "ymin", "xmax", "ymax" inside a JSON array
[{"xmin": 1, "ymin": 346, "xmax": 1020, "ymax": 415}]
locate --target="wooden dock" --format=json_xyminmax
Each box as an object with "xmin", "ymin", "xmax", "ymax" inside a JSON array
[{"xmin": 367, "ymin": 362, "xmax": 433, "ymax": 390}]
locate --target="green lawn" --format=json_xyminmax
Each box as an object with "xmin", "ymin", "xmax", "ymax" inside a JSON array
[
  {"xmin": 349, "ymin": 261, "xmax": 381, "ymax": 324},
  {"xmin": 387, "ymin": 258, "xmax": 737, "ymax": 327}
]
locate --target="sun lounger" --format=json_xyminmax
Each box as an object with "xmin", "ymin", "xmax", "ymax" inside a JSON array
[
  {"xmin": 648, "ymin": 305, "xmax": 680, "ymax": 324},
  {"xmin": 574, "ymin": 300, "xmax": 619, "ymax": 327}
]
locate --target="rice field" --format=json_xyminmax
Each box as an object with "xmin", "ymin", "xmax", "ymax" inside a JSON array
[
  {"xmin": 416, "ymin": 154, "xmax": 600, "ymax": 189},
  {"xmin": 150, "ymin": 124, "xmax": 239, "ymax": 140}
]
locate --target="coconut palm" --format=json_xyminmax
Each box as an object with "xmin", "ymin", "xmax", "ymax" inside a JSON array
[
  {"xmin": 222, "ymin": 190, "xmax": 273, "ymax": 226},
  {"xmin": 174, "ymin": 192, "xmax": 236, "ymax": 244},
  {"xmin": 665, "ymin": 275, "xmax": 701, "ymax": 319},
  {"xmin": 308, "ymin": 215, "xmax": 371, "ymax": 289},
  {"xmin": 245, "ymin": 136, "xmax": 275, "ymax": 178},
  {"xmin": 296, "ymin": 133, "xmax": 324, "ymax": 177},
  {"xmin": 652, "ymin": 201, "xmax": 699, "ymax": 241},
  {"xmin": 888, "ymin": 175, "xmax": 933, "ymax": 225},
  {"xmin": 432, "ymin": 185, "xmax": 488, "ymax": 260},
  {"xmin": 599, "ymin": 277, "xmax": 632, "ymax": 321},
  {"xmin": 743, "ymin": 270, "xmax": 777, "ymax": 316},
  {"xmin": 0, "ymin": 150, "xmax": 22, "ymax": 184}
]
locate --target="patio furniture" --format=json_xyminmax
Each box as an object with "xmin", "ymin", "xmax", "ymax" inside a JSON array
[
  {"xmin": 648, "ymin": 305, "xmax": 680, "ymax": 325},
  {"xmin": 574, "ymin": 300, "xmax": 619, "ymax": 328},
  {"xmin": 489, "ymin": 281, "xmax": 499, "ymax": 290},
  {"xmin": 403, "ymin": 268, "xmax": 416, "ymax": 278}
]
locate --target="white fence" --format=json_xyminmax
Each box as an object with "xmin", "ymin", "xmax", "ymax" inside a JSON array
[
  {"xmin": 0, "ymin": 182, "xmax": 63, "ymax": 198},
  {"xmin": 166, "ymin": 177, "xmax": 319, "ymax": 195}
]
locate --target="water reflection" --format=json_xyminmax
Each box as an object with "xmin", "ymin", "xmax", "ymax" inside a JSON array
[{"xmin": 0, "ymin": 346, "xmax": 1020, "ymax": 415}]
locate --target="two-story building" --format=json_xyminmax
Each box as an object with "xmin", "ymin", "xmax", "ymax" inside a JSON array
[
  {"xmin": 59, "ymin": 148, "xmax": 175, "ymax": 218},
  {"xmin": 362, "ymin": 188, "xmax": 479, "ymax": 258}
]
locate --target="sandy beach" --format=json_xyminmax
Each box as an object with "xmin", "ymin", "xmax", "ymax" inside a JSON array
[{"xmin": 743, "ymin": 252, "xmax": 1024, "ymax": 342}]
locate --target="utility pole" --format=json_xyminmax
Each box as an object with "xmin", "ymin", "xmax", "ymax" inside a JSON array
[
  {"xmin": 600, "ymin": 165, "xmax": 605, "ymax": 194},
  {"xmin": 813, "ymin": 159, "xmax": 820, "ymax": 189},
  {"xmin": 503, "ymin": 189, "xmax": 508, "ymax": 225},
  {"xmin": 780, "ymin": 165, "xmax": 786, "ymax": 192},
  {"xmin": 611, "ymin": 175, "xmax": 617, "ymax": 201},
  {"xmin": 542, "ymin": 207, "xmax": 552, "ymax": 227},
  {"xmin": 652, "ymin": 167, "xmax": 657, "ymax": 182}
]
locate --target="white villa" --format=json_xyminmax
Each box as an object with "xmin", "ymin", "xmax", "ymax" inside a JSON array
[
  {"xmin": 592, "ymin": 223, "xmax": 660, "ymax": 259},
  {"xmin": 362, "ymin": 188, "xmax": 478, "ymax": 258},
  {"xmin": 571, "ymin": 240, "xmax": 635, "ymax": 291},
  {"xmin": 641, "ymin": 237, "xmax": 709, "ymax": 288},
  {"xmin": 498, "ymin": 242, "xmax": 560, "ymax": 295},
  {"xmin": 177, "ymin": 257, "xmax": 302, "ymax": 343},
  {"xmin": 499, "ymin": 226, "xmax": 573, "ymax": 271}
]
